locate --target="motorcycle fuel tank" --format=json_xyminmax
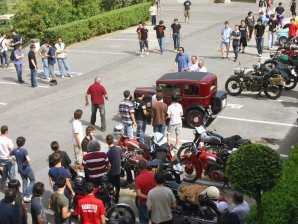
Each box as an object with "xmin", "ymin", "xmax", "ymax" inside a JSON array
[
  {"xmin": 125, "ymin": 139, "xmax": 140, "ymax": 151},
  {"xmin": 129, "ymin": 155, "xmax": 146, "ymax": 164},
  {"xmin": 200, "ymin": 152, "xmax": 217, "ymax": 166},
  {"xmin": 205, "ymin": 156, "xmax": 217, "ymax": 165}
]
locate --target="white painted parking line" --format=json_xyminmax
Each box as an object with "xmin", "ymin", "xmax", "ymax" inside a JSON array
[
  {"xmin": 280, "ymin": 154, "xmax": 289, "ymax": 158},
  {"xmin": 0, "ymin": 102, "xmax": 7, "ymax": 105},
  {"xmin": 277, "ymin": 99, "xmax": 298, "ymax": 103},
  {"xmin": 22, "ymin": 69, "xmax": 85, "ymax": 76},
  {"xmin": 217, "ymin": 116, "xmax": 298, "ymax": 128},
  {"xmin": 67, "ymin": 50, "xmax": 128, "ymax": 55},
  {"xmin": 37, "ymin": 85, "xmax": 49, "ymax": 88},
  {"xmin": 103, "ymin": 38, "xmax": 171, "ymax": 43},
  {"xmin": 0, "ymin": 81, "xmax": 19, "ymax": 85},
  {"xmin": 226, "ymin": 104, "xmax": 243, "ymax": 109}
]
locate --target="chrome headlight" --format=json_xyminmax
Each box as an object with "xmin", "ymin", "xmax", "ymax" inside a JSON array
[{"xmin": 234, "ymin": 70, "xmax": 240, "ymax": 75}]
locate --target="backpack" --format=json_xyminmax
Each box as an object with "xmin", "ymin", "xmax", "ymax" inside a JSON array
[
  {"xmin": 0, "ymin": 38, "xmax": 4, "ymax": 51},
  {"xmin": 259, "ymin": 0, "xmax": 265, "ymax": 7},
  {"xmin": 158, "ymin": 26, "xmax": 164, "ymax": 35}
]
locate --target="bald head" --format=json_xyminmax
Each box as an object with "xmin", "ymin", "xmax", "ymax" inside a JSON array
[
  {"xmin": 198, "ymin": 60, "xmax": 204, "ymax": 68},
  {"xmin": 94, "ymin": 76, "xmax": 101, "ymax": 83}
]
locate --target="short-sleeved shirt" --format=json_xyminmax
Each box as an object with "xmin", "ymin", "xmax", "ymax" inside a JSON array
[
  {"xmin": 232, "ymin": 201, "xmax": 250, "ymax": 224},
  {"xmin": 0, "ymin": 38, "xmax": 7, "ymax": 52},
  {"xmin": 275, "ymin": 6, "xmax": 285, "ymax": 16},
  {"xmin": 260, "ymin": 16, "xmax": 268, "ymax": 25},
  {"xmin": 154, "ymin": 25, "xmax": 166, "ymax": 38},
  {"xmin": 86, "ymin": 83, "xmax": 107, "ymax": 105},
  {"xmin": 28, "ymin": 50, "xmax": 37, "ymax": 70},
  {"xmin": 51, "ymin": 192, "xmax": 69, "ymax": 224},
  {"xmin": 255, "ymin": 24, "xmax": 265, "ymax": 37},
  {"xmin": 106, "ymin": 145, "xmax": 123, "ymax": 176},
  {"xmin": 231, "ymin": 31, "xmax": 241, "ymax": 46},
  {"xmin": 10, "ymin": 148, "xmax": 32, "ymax": 174},
  {"xmin": 193, "ymin": 66, "xmax": 207, "ymax": 72},
  {"xmin": 0, "ymin": 136, "xmax": 14, "ymax": 160},
  {"xmin": 289, "ymin": 24, "xmax": 298, "ymax": 37},
  {"xmin": 268, "ymin": 19, "xmax": 278, "ymax": 32},
  {"xmin": 31, "ymin": 197, "xmax": 47, "ymax": 224},
  {"xmin": 13, "ymin": 34, "xmax": 22, "ymax": 50},
  {"xmin": 171, "ymin": 23, "xmax": 181, "ymax": 34},
  {"xmin": 119, "ymin": 99, "xmax": 135, "ymax": 125},
  {"xmin": 167, "ymin": 102, "xmax": 183, "ymax": 125},
  {"xmin": 133, "ymin": 99, "xmax": 146, "ymax": 121},
  {"xmin": 239, "ymin": 25, "xmax": 247, "ymax": 37},
  {"xmin": 48, "ymin": 46, "xmax": 56, "ymax": 65},
  {"xmin": 48, "ymin": 150, "xmax": 71, "ymax": 169},
  {"xmin": 76, "ymin": 195, "xmax": 106, "ymax": 224},
  {"xmin": 140, "ymin": 28, "xmax": 149, "ymax": 40},
  {"xmin": 0, "ymin": 199, "xmax": 21, "ymax": 224},
  {"xmin": 48, "ymin": 167, "xmax": 70, "ymax": 194},
  {"xmin": 152, "ymin": 101, "xmax": 168, "ymax": 125},
  {"xmin": 14, "ymin": 50, "xmax": 23, "ymax": 65},
  {"xmin": 187, "ymin": 61, "xmax": 198, "ymax": 71},
  {"xmin": 81, "ymin": 137, "xmax": 92, "ymax": 153},
  {"xmin": 221, "ymin": 27, "xmax": 232, "ymax": 42},
  {"xmin": 135, "ymin": 170, "xmax": 156, "ymax": 205},
  {"xmin": 72, "ymin": 120, "xmax": 84, "ymax": 146},
  {"xmin": 183, "ymin": 0, "xmax": 191, "ymax": 10},
  {"xmin": 38, "ymin": 44, "xmax": 49, "ymax": 57},
  {"xmin": 82, "ymin": 152, "xmax": 109, "ymax": 180},
  {"xmin": 175, "ymin": 53, "xmax": 190, "ymax": 72},
  {"xmin": 147, "ymin": 186, "xmax": 176, "ymax": 223},
  {"xmin": 220, "ymin": 212, "xmax": 241, "ymax": 224}
]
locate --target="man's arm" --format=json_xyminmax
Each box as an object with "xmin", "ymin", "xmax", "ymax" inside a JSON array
[
  {"xmin": 75, "ymin": 133, "xmax": 82, "ymax": 149},
  {"xmin": 31, "ymin": 59, "xmax": 37, "ymax": 70},
  {"xmin": 48, "ymin": 199, "xmax": 53, "ymax": 210},
  {"xmin": 130, "ymin": 113, "xmax": 137, "ymax": 126},
  {"xmin": 22, "ymin": 200, "xmax": 28, "ymax": 223},
  {"xmin": 107, "ymin": 162, "xmax": 111, "ymax": 173},
  {"xmin": 77, "ymin": 215, "xmax": 81, "ymax": 223},
  {"xmin": 171, "ymin": 61, "xmax": 177, "ymax": 71},
  {"xmin": 170, "ymin": 27, "xmax": 173, "ymax": 36},
  {"xmin": 23, "ymin": 155, "xmax": 30, "ymax": 166},
  {"xmin": 49, "ymin": 177, "xmax": 54, "ymax": 189},
  {"xmin": 136, "ymin": 189, "xmax": 148, "ymax": 200},
  {"xmin": 15, "ymin": 53, "xmax": 24, "ymax": 60},
  {"xmin": 104, "ymin": 94, "xmax": 108, "ymax": 100},
  {"xmin": 37, "ymin": 51, "xmax": 44, "ymax": 58},
  {"xmin": 61, "ymin": 206, "xmax": 73, "ymax": 219},
  {"xmin": 66, "ymin": 178, "xmax": 75, "ymax": 196},
  {"xmin": 85, "ymin": 94, "xmax": 89, "ymax": 106},
  {"xmin": 36, "ymin": 214, "xmax": 44, "ymax": 224},
  {"xmin": 100, "ymin": 214, "xmax": 106, "ymax": 224},
  {"xmin": 171, "ymin": 201, "xmax": 177, "ymax": 208}
]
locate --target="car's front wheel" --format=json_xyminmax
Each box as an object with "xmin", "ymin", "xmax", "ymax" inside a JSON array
[
  {"xmin": 186, "ymin": 110, "xmax": 204, "ymax": 128},
  {"xmin": 279, "ymin": 36, "xmax": 288, "ymax": 46}
]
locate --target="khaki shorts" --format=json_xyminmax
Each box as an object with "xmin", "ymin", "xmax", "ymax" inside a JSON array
[
  {"xmin": 167, "ymin": 123, "xmax": 182, "ymax": 136},
  {"xmin": 184, "ymin": 10, "xmax": 191, "ymax": 18},
  {"xmin": 74, "ymin": 145, "xmax": 83, "ymax": 163},
  {"xmin": 220, "ymin": 42, "xmax": 230, "ymax": 49}
]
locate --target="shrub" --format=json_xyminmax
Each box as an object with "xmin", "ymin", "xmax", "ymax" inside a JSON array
[
  {"xmin": 0, "ymin": 0, "xmax": 8, "ymax": 15},
  {"xmin": 244, "ymin": 144, "xmax": 298, "ymax": 224},
  {"xmin": 42, "ymin": 2, "xmax": 151, "ymax": 45}
]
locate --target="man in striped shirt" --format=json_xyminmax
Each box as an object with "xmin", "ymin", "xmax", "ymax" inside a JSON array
[
  {"xmin": 82, "ymin": 140, "xmax": 111, "ymax": 186},
  {"xmin": 118, "ymin": 90, "xmax": 137, "ymax": 138}
]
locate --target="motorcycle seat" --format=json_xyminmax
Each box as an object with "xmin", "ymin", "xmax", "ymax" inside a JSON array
[
  {"xmin": 209, "ymin": 132, "xmax": 223, "ymax": 140},
  {"xmin": 139, "ymin": 143, "xmax": 149, "ymax": 150},
  {"xmin": 235, "ymin": 139, "xmax": 251, "ymax": 145}
]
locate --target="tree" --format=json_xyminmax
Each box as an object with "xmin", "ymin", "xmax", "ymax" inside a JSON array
[
  {"xmin": 226, "ymin": 143, "xmax": 283, "ymax": 220},
  {"xmin": 0, "ymin": 0, "xmax": 8, "ymax": 15}
]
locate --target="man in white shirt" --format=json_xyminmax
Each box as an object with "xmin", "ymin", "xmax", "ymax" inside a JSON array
[
  {"xmin": 232, "ymin": 192, "xmax": 250, "ymax": 224},
  {"xmin": 183, "ymin": 55, "xmax": 198, "ymax": 71},
  {"xmin": 55, "ymin": 36, "xmax": 72, "ymax": 78},
  {"xmin": 72, "ymin": 110, "xmax": 84, "ymax": 173},
  {"xmin": 152, "ymin": 85, "xmax": 163, "ymax": 105},
  {"xmin": 167, "ymin": 94, "xmax": 183, "ymax": 148},
  {"xmin": 0, "ymin": 32, "xmax": 9, "ymax": 68},
  {"xmin": 184, "ymin": 60, "xmax": 207, "ymax": 72},
  {"xmin": 0, "ymin": 125, "xmax": 15, "ymax": 189}
]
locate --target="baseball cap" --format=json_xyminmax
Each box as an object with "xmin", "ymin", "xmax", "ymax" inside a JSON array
[{"xmin": 217, "ymin": 201, "xmax": 229, "ymax": 213}]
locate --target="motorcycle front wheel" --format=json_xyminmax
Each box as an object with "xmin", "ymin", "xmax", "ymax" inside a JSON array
[
  {"xmin": 225, "ymin": 77, "xmax": 242, "ymax": 96},
  {"xmin": 201, "ymin": 203, "xmax": 220, "ymax": 223},
  {"xmin": 264, "ymin": 85, "xmax": 282, "ymax": 99},
  {"xmin": 180, "ymin": 158, "xmax": 199, "ymax": 183},
  {"xmin": 284, "ymin": 76, "xmax": 297, "ymax": 90},
  {"xmin": 177, "ymin": 146, "xmax": 191, "ymax": 161},
  {"xmin": 106, "ymin": 204, "xmax": 136, "ymax": 224}
]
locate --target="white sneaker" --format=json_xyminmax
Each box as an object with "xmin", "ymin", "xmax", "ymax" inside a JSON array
[
  {"xmin": 174, "ymin": 50, "xmax": 177, "ymax": 53},
  {"xmin": 140, "ymin": 54, "xmax": 143, "ymax": 58},
  {"xmin": 146, "ymin": 51, "xmax": 149, "ymax": 55},
  {"xmin": 23, "ymin": 196, "xmax": 31, "ymax": 203},
  {"xmin": 61, "ymin": 76, "xmax": 64, "ymax": 79},
  {"xmin": 68, "ymin": 74, "xmax": 73, "ymax": 78}
]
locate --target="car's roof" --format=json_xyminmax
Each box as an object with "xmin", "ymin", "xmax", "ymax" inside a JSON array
[
  {"xmin": 158, "ymin": 72, "xmax": 210, "ymax": 81},
  {"xmin": 0, "ymin": 14, "xmax": 14, "ymax": 20}
]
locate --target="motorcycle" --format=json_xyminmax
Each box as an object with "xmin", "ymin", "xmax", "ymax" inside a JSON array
[
  {"xmin": 120, "ymin": 147, "xmax": 184, "ymax": 187},
  {"xmin": 225, "ymin": 62, "xmax": 284, "ymax": 99},
  {"xmin": 71, "ymin": 176, "xmax": 136, "ymax": 224},
  {"xmin": 136, "ymin": 182, "xmax": 224, "ymax": 224},
  {"xmin": 179, "ymin": 144, "xmax": 235, "ymax": 187},
  {"xmin": 177, "ymin": 125, "xmax": 250, "ymax": 160}
]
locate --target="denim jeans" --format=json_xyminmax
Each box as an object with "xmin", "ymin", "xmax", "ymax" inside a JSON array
[
  {"xmin": 255, "ymin": 37, "xmax": 264, "ymax": 54},
  {"xmin": 268, "ymin": 31, "xmax": 276, "ymax": 49},
  {"xmin": 151, "ymin": 15, "xmax": 156, "ymax": 26},
  {"xmin": 123, "ymin": 123, "xmax": 133, "ymax": 138},
  {"xmin": 57, "ymin": 58, "xmax": 71, "ymax": 76},
  {"xmin": 14, "ymin": 63, "xmax": 23, "ymax": 81},
  {"xmin": 91, "ymin": 104, "xmax": 106, "ymax": 129},
  {"xmin": 0, "ymin": 159, "xmax": 16, "ymax": 182},
  {"xmin": 2, "ymin": 51, "xmax": 9, "ymax": 66},
  {"xmin": 30, "ymin": 69, "xmax": 38, "ymax": 87},
  {"xmin": 153, "ymin": 124, "xmax": 166, "ymax": 136},
  {"xmin": 157, "ymin": 37, "xmax": 165, "ymax": 53},
  {"xmin": 173, "ymin": 33, "xmax": 180, "ymax": 50},
  {"xmin": 0, "ymin": 52, "xmax": 5, "ymax": 66},
  {"xmin": 48, "ymin": 64, "xmax": 57, "ymax": 80},
  {"xmin": 138, "ymin": 203, "xmax": 150, "ymax": 224},
  {"xmin": 42, "ymin": 58, "xmax": 49, "ymax": 78},
  {"xmin": 136, "ymin": 119, "xmax": 147, "ymax": 144},
  {"xmin": 233, "ymin": 45, "xmax": 239, "ymax": 60},
  {"xmin": 20, "ymin": 171, "xmax": 36, "ymax": 197}
]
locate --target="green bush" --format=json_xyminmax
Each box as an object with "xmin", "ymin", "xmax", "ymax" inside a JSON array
[
  {"xmin": 245, "ymin": 144, "xmax": 298, "ymax": 224},
  {"xmin": 0, "ymin": 0, "xmax": 8, "ymax": 15},
  {"xmin": 42, "ymin": 2, "xmax": 151, "ymax": 45}
]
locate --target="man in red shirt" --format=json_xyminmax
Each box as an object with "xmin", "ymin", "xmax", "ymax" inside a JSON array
[
  {"xmin": 76, "ymin": 182, "xmax": 106, "ymax": 224},
  {"xmin": 288, "ymin": 18, "xmax": 298, "ymax": 38},
  {"xmin": 85, "ymin": 76, "xmax": 108, "ymax": 132},
  {"xmin": 135, "ymin": 160, "xmax": 156, "ymax": 224}
]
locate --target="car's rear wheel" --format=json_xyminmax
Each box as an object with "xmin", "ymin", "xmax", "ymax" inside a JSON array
[
  {"xmin": 279, "ymin": 36, "xmax": 288, "ymax": 46},
  {"xmin": 186, "ymin": 110, "xmax": 204, "ymax": 128}
]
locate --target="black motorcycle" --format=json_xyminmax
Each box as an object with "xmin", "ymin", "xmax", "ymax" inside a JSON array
[
  {"xmin": 177, "ymin": 125, "xmax": 250, "ymax": 160},
  {"xmin": 225, "ymin": 63, "xmax": 283, "ymax": 99},
  {"xmin": 71, "ymin": 176, "xmax": 135, "ymax": 224}
]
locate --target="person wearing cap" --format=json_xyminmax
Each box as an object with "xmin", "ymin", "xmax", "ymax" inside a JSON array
[
  {"xmin": 232, "ymin": 192, "xmax": 250, "ymax": 224},
  {"xmin": 275, "ymin": 2, "xmax": 285, "ymax": 27},
  {"xmin": 154, "ymin": 20, "xmax": 166, "ymax": 54},
  {"xmin": 217, "ymin": 201, "xmax": 241, "ymax": 224}
]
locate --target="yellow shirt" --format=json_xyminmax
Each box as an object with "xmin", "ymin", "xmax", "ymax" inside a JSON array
[{"xmin": 294, "ymin": 17, "xmax": 298, "ymax": 25}]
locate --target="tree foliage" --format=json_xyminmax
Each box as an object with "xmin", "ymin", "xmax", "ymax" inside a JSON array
[
  {"xmin": 226, "ymin": 143, "xmax": 283, "ymax": 220},
  {"xmin": 0, "ymin": 0, "xmax": 8, "ymax": 15}
]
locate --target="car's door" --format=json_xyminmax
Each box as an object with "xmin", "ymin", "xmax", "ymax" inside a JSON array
[{"xmin": 159, "ymin": 84, "xmax": 182, "ymax": 106}]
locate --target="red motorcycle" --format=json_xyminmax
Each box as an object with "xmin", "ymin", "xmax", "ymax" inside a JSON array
[{"xmin": 180, "ymin": 145, "xmax": 232, "ymax": 187}]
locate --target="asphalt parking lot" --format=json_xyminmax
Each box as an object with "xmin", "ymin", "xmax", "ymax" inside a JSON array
[{"xmin": 0, "ymin": 0, "xmax": 297, "ymax": 223}]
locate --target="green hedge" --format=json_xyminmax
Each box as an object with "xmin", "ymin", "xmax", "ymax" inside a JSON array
[
  {"xmin": 245, "ymin": 144, "xmax": 298, "ymax": 224},
  {"xmin": 42, "ymin": 2, "xmax": 151, "ymax": 45}
]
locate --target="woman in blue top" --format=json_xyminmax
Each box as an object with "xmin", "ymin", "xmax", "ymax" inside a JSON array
[{"xmin": 231, "ymin": 25, "xmax": 241, "ymax": 62}]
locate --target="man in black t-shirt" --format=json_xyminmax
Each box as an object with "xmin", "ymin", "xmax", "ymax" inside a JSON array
[
  {"xmin": 170, "ymin": 18, "xmax": 182, "ymax": 53},
  {"xmin": 140, "ymin": 23, "xmax": 149, "ymax": 58},
  {"xmin": 133, "ymin": 90, "xmax": 148, "ymax": 144},
  {"xmin": 239, "ymin": 20, "xmax": 248, "ymax": 54},
  {"xmin": 154, "ymin": 20, "xmax": 166, "ymax": 54},
  {"xmin": 81, "ymin": 125, "xmax": 96, "ymax": 155},
  {"xmin": 28, "ymin": 44, "xmax": 38, "ymax": 88},
  {"xmin": 254, "ymin": 19, "xmax": 265, "ymax": 57},
  {"xmin": 267, "ymin": 14, "xmax": 279, "ymax": 49}
]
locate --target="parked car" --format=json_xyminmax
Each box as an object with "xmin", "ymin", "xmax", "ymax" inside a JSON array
[
  {"xmin": 282, "ymin": 17, "xmax": 290, "ymax": 29},
  {"xmin": 277, "ymin": 28, "xmax": 288, "ymax": 46},
  {"xmin": 133, "ymin": 72, "xmax": 227, "ymax": 128},
  {"xmin": 0, "ymin": 14, "xmax": 14, "ymax": 29}
]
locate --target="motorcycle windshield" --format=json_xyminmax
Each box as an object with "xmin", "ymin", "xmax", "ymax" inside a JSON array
[{"xmin": 195, "ymin": 125, "xmax": 206, "ymax": 134}]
